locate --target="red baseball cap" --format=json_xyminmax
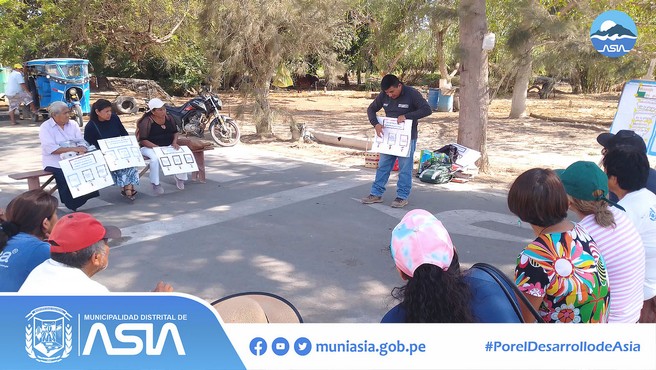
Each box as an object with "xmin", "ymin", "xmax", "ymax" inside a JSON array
[{"xmin": 49, "ymin": 212, "xmax": 121, "ymax": 253}]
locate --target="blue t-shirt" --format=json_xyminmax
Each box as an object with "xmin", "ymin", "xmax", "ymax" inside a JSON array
[
  {"xmin": 381, "ymin": 272, "xmax": 523, "ymax": 323},
  {"xmin": 0, "ymin": 233, "xmax": 51, "ymax": 292}
]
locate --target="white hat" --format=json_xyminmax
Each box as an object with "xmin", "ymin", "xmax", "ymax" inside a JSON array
[{"xmin": 147, "ymin": 98, "xmax": 165, "ymax": 111}]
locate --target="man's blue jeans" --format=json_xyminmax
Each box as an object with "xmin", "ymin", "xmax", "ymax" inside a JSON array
[{"xmin": 370, "ymin": 140, "xmax": 416, "ymax": 200}]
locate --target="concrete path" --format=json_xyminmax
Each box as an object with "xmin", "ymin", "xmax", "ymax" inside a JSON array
[{"xmin": 0, "ymin": 120, "xmax": 532, "ymax": 322}]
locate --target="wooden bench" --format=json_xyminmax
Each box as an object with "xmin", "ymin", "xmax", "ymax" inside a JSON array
[
  {"xmin": 139, "ymin": 147, "xmax": 213, "ymax": 183},
  {"xmin": 9, "ymin": 170, "xmax": 58, "ymax": 195}
]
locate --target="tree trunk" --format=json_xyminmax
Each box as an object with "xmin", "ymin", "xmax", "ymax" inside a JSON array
[
  {"xmin": 357, "ymin": 69, "xmax": 362, "ymax": 85},
  {"xmin": 457, "ymin": 0, "xmax": 489, "ymax": 173},
  {"xmin": 509, "ymin": 56, "xmax": 532, "ymax": 118},
  {"xmin": 435, "ymin": 27, "xmax": 450, "ymax": 84},
  {"xmin": 254, "ymin": 80, "xmax": 273, "ymax": 135},
  {"xmin": 509, "ymin": 32, "xmax": 533, "ymax": 118},
  {"xmin": 343, "ymin": 72, "xmax": 350, "ymax": 87}
]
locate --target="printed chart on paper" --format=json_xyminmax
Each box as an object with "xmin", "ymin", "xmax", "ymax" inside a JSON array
[
  {"xmin": 97, "ymin": 136, "xmax": 146, "ymax": 171},
  {"xmin": 153, "ymin": 146, "xmax": 199, "ymax": 176},
  {"xmin": 59, "ymin": 150, "xmax": 114, "ymax": 198},
  {"xmin": 370, "ymin": 117, "xmax": 412, "ymax": 157},
  {"xmin": 611, "ymin": 79, "xmax": 656, "ymax": 156}
]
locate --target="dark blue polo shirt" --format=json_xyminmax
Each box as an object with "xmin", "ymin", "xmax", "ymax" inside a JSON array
[{"xmin": 367, "ymin": 85, "xmax": 432, "ymax": 140}]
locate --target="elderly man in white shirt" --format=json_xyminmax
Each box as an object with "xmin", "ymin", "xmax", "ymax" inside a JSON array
[
  {"xmin": 39, "ymin": 101, "xmax": 99, "ymax": 211},
  {"xmin": 19, "ymin": 212, "xmax": 172, "ymax": 294}
]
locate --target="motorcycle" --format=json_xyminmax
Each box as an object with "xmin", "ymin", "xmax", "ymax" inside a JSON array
[{"xmin": 165, "ymin": 89, "xmax": 240, "ymax": 147}]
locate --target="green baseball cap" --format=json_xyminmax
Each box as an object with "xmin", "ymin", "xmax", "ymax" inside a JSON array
[{"xmin": 555, "ymin": 161, "xmax": 624, "ymax": 211}]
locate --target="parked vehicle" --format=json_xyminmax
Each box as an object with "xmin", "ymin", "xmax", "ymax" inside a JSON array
[
  {"xmin": 166, "ymin": 89, "xmax": 240, "ymax": 147},
  {"xmin": 25, "ymin": 58, "xmax": 91, "ymax": 126}
]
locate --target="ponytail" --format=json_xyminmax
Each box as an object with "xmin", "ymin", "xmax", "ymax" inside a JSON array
[
  {"xmin": 569, "ymin": 198, "xmax": 615, "ymax": 228},
  {"xmin": 0, "ymin": 221, "xmax": 20, "ymax": 251}
]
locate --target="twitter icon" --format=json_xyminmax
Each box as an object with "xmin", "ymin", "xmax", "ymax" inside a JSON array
[{"xmin": 294, "ymin": 337, "xmax": 312, "ymax": 356}]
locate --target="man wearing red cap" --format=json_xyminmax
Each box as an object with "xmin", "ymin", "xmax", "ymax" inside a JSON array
[{"xmin": 18, "ymin": 213, "xmax": 172, "ymax": 294}]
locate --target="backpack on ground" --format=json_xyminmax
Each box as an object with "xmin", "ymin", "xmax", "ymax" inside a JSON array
[{"xmin": 418, "ymin": 152, "xmax": 453, "ymax": 184}]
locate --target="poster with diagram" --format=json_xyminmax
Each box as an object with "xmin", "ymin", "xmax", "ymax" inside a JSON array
[
  {"xmin": 97, "ymin": 136, "xmax": 146, "ymax": 171},
  {"xmin": 610, "ymin": 80, "xmax": 656, "ymax": 156},
  {"xmin": 59, "ymin": 150, "xmax": 114, "ymax": 198},
  {"xmin": 370, "ymin": 117, "xmax": 412, "ymax": 157},
  {"xmin": 153, "ymin": 145, "xmax": 198, "ymax": 176}
]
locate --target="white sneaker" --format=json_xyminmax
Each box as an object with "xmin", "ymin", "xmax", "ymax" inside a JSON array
[
  {"xmin": 152, "ymin": 184, "xmax": 164, "ymax": 195},
  {"xmin": 175, "ymin": 178, "xmax": 185, "ymax": 190}
]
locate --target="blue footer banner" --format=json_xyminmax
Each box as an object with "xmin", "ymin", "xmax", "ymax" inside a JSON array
[{"xmin": 0, "ymin": 294, "xmax": 245, "ymax": 370}]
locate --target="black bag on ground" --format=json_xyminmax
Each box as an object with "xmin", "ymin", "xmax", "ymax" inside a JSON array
[{"xmin": 434, "ymin": 144, "xmax": 461, "ymax": 164}]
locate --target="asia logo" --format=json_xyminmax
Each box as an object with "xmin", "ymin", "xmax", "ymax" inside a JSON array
[
  {"xmin": 590, "ymin": 10, "xmax": 637, "ymax": 58},
  {"xmin": 25, "ymin": 306, "xmax": 73, "ymax": 363}
]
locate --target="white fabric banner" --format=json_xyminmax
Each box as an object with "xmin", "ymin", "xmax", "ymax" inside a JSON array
[
  {"xmin": 153, "ymin": 145, "xmax": 198, "ymax": 176},
  {"xmin": 59, "ymin": 150, "xmax": 114, "ymax": 198},
  {"xmin": 370, "ymin": 117, "xmax": 412, "ymax": 157},
  {"xmin": 97, "ymin": 136, "xmax": 145, "ymax": 171}
]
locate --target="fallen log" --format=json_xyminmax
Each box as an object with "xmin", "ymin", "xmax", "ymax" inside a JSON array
[{"xmin": 529, "ymin": 113, "xmax": 611, "ymax": 127}]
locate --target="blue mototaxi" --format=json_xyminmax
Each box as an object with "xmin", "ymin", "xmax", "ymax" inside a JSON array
[{"xmin": 24, "ymin": 58, "xmax": 91, "ymax": 127}]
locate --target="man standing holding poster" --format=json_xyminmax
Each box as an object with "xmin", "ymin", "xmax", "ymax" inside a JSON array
[{"xmin": 362, "ymin": 75, "xmax": 432, "ymax": 208}]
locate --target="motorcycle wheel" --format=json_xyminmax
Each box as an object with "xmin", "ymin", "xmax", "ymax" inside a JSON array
[
  {"xmin": 209, "ymin": 117, "xmax": 240, "ymax": 147},
  {"xmin": 73, "ymin": 105, "xmax": 84, "ymax": 127}
]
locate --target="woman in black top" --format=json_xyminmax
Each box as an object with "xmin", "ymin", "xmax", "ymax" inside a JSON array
[
  {"xmin": 84, "ymin": 99, "xmax": 140, "ymax": 200},
  {"xmin": 136, "ymin": 98, "xmax": 186, "ymax": 195}
]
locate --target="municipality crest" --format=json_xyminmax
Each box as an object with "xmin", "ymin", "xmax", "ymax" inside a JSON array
[{"xmin": 25, "ymin": 306, "xmax": 73, "ymax": 363}]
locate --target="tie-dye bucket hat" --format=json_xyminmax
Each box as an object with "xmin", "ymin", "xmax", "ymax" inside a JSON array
[{"xmin": 390, "ymin": 209, "xmax": 455, "ymax": 277}]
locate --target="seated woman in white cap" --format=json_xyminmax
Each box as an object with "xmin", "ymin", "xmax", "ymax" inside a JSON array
[{"xmin": 136, "ymin": 98, "xmax": 188, "ymax": 195}]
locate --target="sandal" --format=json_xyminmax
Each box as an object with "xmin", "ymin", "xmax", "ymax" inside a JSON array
[{"xmin": 121, "ymin": 186, "xmax": 138, "ymax": 201}]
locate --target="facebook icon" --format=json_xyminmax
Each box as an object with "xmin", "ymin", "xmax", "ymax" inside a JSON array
[{"xmin": 249, "ymin": 337, "xmax": 267, "ymax": 356}]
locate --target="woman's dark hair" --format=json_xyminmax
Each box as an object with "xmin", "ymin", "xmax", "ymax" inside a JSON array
[
  {"xmin": 507, "ymin": 168, "xmax": 568, "ymax": 227},
  {"xmin": 0, "ymin": 221, "xmax": 20, "ymax": 251},
  {"xmin": 89, "ymin": 99, "xmax": 113, "ymax": 122},
  {"xmin": 392, "ymin": 252, "xmax": 475, "ymax": 323},
  {"xmin": 2, "ymin": 190, "xmax": 58, "ymax": 249},
  {"xmin": 602, "ymin": 145, "xmax": 649, "ymax": 192}
]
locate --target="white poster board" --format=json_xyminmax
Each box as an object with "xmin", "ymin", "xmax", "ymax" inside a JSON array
[
  {"xmin": 59, "ymin": 150, "xmax": 114, "ymax": 198},
  {"xmin": 153, "ymin": 146, "xmax": 198, "ymax": 176},
  {"xmin": 610, "ymin": 80, "xmax": 656, "ymax": 156},
  {"xmin": 449, "ymin": 142, "xmax": 481, "ymax": 168},
  {"xmin": 370, "ymin": 117, "xmax": 412, "ymax": 157},
  {"xmin": 97, "ymin": 136, "xmax": 146, "ymax": 171}
]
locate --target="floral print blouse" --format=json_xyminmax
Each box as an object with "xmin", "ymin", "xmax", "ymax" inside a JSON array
[{"xmin": 514, "ymin": 223, "xmax": 610, "ymax": 323}]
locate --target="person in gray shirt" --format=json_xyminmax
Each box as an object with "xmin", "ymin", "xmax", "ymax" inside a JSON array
[{"xmin": 362, "ymin": 75, "xmax": 432, "ymax": 208}]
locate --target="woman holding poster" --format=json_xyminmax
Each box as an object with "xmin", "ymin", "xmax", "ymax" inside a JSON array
[
  {"xmin": 84, "ymin": 99, "xmax": 140, "ymax": 201},
  {"xmin": 39, "ymin": 101, "xmax": 100, "ymax": 211},
  {"xmin": 136, "ymin": 98, "xmax": 187, "ymax": 195}
]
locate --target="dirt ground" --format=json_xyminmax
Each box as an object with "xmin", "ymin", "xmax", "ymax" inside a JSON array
[
  {"xmin": 5, "ymin": 86, "xmax": 622, "ymax": 191},
  {"xmin": 188, "ymin": 87, "xmax": 621, "ymax": 191}
]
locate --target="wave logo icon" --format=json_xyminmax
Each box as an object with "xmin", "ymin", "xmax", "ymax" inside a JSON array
[{"xmin": 590, "ymin": 10, "xmax": 637, "ymax": 58}]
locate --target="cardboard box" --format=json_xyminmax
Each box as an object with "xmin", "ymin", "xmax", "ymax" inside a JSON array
[
  {"xmin": 364, "ymin": 152, "xmax": 379, "ymax": 169},
  {"xmin": 364, "ymin": 152, "xmax": 399, "ymax": 171}
]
